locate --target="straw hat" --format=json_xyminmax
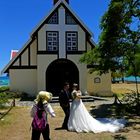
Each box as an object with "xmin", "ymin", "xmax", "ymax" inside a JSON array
[{"xmin": 35, "ymin": 91, "xmax": 53, "ymax": 104}]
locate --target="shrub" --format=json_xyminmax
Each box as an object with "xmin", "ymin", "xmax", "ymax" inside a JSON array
[
  {"xmin": 0, "ymin": 86, "xmax": 9, "ymax": 93},
  {"xmin": 120, "ymin": 92, "xmax": 140, "ymax": 114},
  {"xmin": 0, "ymin": 92, "xmax": 9, "ymax": 107}
]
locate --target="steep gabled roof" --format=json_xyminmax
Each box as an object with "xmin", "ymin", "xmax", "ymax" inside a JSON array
[{"xmin": 2, "ymin": 0, "xmax": 95, "ymax": 74}]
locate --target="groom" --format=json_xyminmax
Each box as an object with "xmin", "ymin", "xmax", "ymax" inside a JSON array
[{"xmin": 59, "ymin": 82, "xmax": 71, "ymax": 129}]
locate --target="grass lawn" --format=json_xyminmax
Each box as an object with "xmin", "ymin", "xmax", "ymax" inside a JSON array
[
  {"xmin": 0, "ymin": 83, "xmax": 140, "ymax": 140},
  {"xmin": 0, "ymin": 103, "xmax": 140, "ymax": 140}
]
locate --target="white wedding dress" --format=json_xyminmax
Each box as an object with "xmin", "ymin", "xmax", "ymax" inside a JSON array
[{"xmin": 68, "ymin": 90, "xmax": 126, "ymax": 133}]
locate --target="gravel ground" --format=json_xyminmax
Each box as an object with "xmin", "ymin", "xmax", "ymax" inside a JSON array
[{"xmin": 14, "ymin": 97, "xmax": 115, "ymax": 107}]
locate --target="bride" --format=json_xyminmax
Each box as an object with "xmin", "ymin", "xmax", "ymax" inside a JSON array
[{"xmin": 68, "ymin": 83, "xmax": 126, "ymax": 133}]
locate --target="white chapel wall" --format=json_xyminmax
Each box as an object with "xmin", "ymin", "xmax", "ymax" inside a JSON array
[
  {"xmin": 13, "ymin": 59, "xmax": 20, "ymax": 66},
  {"xmin": 78, "ymin": 26, "xmax": 86, "ymax": 51},
  {"xmin": 9, "ymin": 69, "xmax": 37, "ymax": 96},
  {"xmin": 21, "ymin": 49, "xmax": 28, "ymax": 65},
  {"xmin": 87, "ymin": 41, "xmax": 92, "ymax": 51},
  {"xmin": 68, "ymin": 55, "xmax": 87, "ymax": 94},
  {"xmin": 38, "ymin": 26, "xmax": 46, "ymax": 51},
  {"xmin": 59, "ymin": 6, "xmax": 66, "ymax": 58},
  {"xmin": 87, "ymin": 71, "xmax": 112, "ymax": 96},
  {"xmin": 30, "ymin": 39, "xmax": 37, "ymax": 65},
  {"xmin": 37, "ymin": 55, "xmax": 57, "ymax": 92}
]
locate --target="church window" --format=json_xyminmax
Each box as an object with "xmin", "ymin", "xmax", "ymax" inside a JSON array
[
  {"xmin": 66, "ymin": 32, "xmax": 77, "ymax": 51},
  {"xmin": 65, "ymin": 12, "xmax": 76, "ymax": 24},
  {"xmin": 46, "ymin": 32, "xmax": 59, "ymax": 51},
  {"xmin": 47, "ymin": 11, "xmax": 58, "ymax": 24}
]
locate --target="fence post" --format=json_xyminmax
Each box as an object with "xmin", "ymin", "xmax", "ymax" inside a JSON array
[{"xmin": 13, "ymin": 98, "xmax": 15, "ymax": 107}]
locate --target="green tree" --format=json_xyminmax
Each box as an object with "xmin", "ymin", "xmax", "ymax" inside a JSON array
[{"xmin": 80, "ymin": 0, "xmax": 140, "ymax": 106}]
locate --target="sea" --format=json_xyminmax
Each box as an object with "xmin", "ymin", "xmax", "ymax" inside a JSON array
[
  {"xmin": 0, "ymin": 76, "xmax": 9, "ymax": 87},
  {"xmin": 124, "ymin": 76, "xmax": 140, "ymax": 82},
  {"xmin": 115, "ymin": 76, "xmax": 140, "ymax": 83},
  {"xmin": 0, "ymin": 75, "xmax": 140, "ymax": 87}
]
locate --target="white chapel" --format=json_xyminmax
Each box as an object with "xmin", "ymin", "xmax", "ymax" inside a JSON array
[{"xmin": 2, "ymin": 0, "xmax": 112, "ymax": 96}]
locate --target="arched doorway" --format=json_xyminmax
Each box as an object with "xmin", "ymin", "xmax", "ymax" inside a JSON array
[{"xmin": 46, "ymin": 59, "xmax": 79, "ymax": 96}]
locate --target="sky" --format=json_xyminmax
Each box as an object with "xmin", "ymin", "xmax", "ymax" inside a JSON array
[{"xmin": 0, "ymin": 0, "xmax": 110, "ymax": 74}]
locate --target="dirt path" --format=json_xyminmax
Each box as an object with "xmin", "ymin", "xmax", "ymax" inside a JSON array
[{"xmin": 112, "ymin": 83, "xmax": 140, "ymax": 93}]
